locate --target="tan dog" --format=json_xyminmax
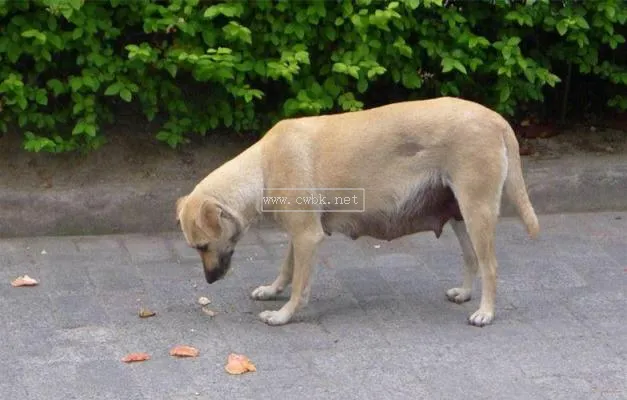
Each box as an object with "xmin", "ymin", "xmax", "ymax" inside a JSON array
[{"xmin": 176, "ymin": 97, "xmax": 539, "ymax": 327}]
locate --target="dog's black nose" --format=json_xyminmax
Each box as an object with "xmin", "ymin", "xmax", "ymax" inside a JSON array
[
  {"xmin": 204, "ymin": 268, "xmax": 220, "ymax": 284},
  {"xmin": 203, "ymin": 250, "xmax": 234, "ymax": 284}
]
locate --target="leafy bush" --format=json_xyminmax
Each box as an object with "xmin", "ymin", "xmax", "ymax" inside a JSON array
[{"xmin": 0, "ymin": 0, "xmax": 625, "ymax": 153}]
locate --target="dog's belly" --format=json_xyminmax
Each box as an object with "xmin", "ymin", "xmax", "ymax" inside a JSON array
[{"xmin": 321, "ymin": 184, "xmax": 463, "ymax": 241}]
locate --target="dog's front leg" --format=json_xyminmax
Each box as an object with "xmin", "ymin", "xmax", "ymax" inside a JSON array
[
  {"xmin": 251, "ymin": 241, "xmax": 294, "ymax": 300},
  {"xmin": 259, "ymin": 231, "xmax": 322, "ymax": 326}
]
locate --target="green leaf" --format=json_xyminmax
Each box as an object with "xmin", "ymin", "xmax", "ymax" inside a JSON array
[
  {"xmin": 324, "ymin": 26, "xmax": 337, "ymax": 41},
  {"xmin": 69, "ymin": 77, "xmax": 83, "ymax": 92},
  {"xmin": 72, "ymin": 28, "xmax": 83, "ymax": 40},
  {"xmin": 156, "ymin": 130, "xmax": 171, "ymax": 141},
  {"xmin": 35, "ymin": 89, "xmax": 48, "ymax": 105},
  {"xmin": 223, "ymin": 21, "xmax": 252, "ymax": 44},
  {"xmin": 84, "ymin": 123, "xmax": 96, "ymax": 137},
  {"xmin": 165, "ymin": 64, "xmax": 177, "ymax": 78},
  {"xmin": 556, "ymin": 20, "xmax": 568, "ymax": 36},
  {"xmin": 500, "ymin": 85, "xmax": 511, "ymax": 103},
  {"xmin": 72, "ymin": 121, "xmax": 86, "ymax": 135},
  {"xmin": 332, "ymin": 62, "xmax": 348, "ymax": 74},
  {"xmin": 254, "ymin": 61, "xmax": 266, "ymax": 76},
  {"xmin": 47, "ymin": 79, "xmax": 65, "ymax": 96},
  {"xmin": 104, "ymin": 82, "xmax": 123, "ymax": 96},
  {"xmin": 402, "ymin": 0, "xmax": 421, "ymax": 10},
  {"xmin": 204, "ymin": 3, "xmax": 244, "ymax": 19},
  {"xmin": 73, "ymin": 102, "xmax": 84, "ymax": 115},
  {"xmin": 347, "ymin": 66, "xmax": 360, "ymax": 79},
  {"xmin": 575, "ymin": 16, "xmax": 590, "ymax": 30},
  {"xmin": 120, "ymin": 88, "xmax": 132, "ymax": 102},
  {"xmin": 367, "ymin": 66, "xmax": 386, "ymax": 79},
  {"xmin": 357, "ymin": 78, "xmax": 368, "ymax": 93},
  {"xmin": 442, "ymin": 57, "xmax": 454, "ymax": 73},
  {"xmin": 507, "ymin": 36, "xmax": 521, "ymax": 46},
  {"xmin": 82, "ymin": 76, "xmax": 99, "ymax": 91},
  {"xmin": 48, "ymin": 15, "xmax": 58, "ymax": 31},
  {"xmin": 18, "ymin": 113, "xmax": 28, "ymax": 127},
  {"xmin": 401, "ymin": 69, "xmax": 422, "ymax": 88},
  {"xmin": 468, "ymin": 58, "xmax": 483, "ymax": 72},
  {"xmin": 441, "ymin": 57, "xmax": 466, "ymax": 74},
  {"xmin": 48, "ymin": 34, "xmax": 64, "ymax": 50},
  {"xmin": 523, "ymin": 68, "xmax": 535, "ymax": 83},
  {"xmin": 69, "ymin": 0, "xmax": 84, "ymax": 10},
  {"xmin": 21, "ymin": 29, "xmax": 39, "ymax": 38},
  {"xmin": 61, "ymin": 6, "xmax": 74, "ymax": 20}
]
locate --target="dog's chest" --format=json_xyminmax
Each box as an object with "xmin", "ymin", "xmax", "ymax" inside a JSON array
[{"xmin": 321, "ymin": 183, "xmax": 462, "ymax": 241}]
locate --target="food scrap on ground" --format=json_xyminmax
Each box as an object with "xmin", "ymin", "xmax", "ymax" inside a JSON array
[
  {"xmin": 169, "ymin": 345, "xmax": 199, "ymax": 358},
  {"xmin": 225, "ymin": 353, "xmax": 256, "ymax": 375},
  {"xmin": 11, "ymin": 275, "xmax": 39, "ymax": 287},
  {"xmin": 197, "ymin": 296, "xmax": 211, "ymax": 306},
  {"xmin": 121, "ymin": 352, "xmax": 151, "ymax": 363},
  {"xmin": 201, "ymin": 306, "xmax": 216, "ymax": 317},
  {"xmin": 138, "ymin": 308, "xmax": 156, "ymax": 318}
]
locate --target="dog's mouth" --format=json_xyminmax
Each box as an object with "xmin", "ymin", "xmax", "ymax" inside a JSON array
[{"xmin": 203, "ymin": 250, "xmax": 234, "ymax": 284}]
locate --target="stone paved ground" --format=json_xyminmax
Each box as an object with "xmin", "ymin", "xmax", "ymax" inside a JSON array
[{"xmin": 1, "ymin": 212, "xmax": 625, "ymax": 400}]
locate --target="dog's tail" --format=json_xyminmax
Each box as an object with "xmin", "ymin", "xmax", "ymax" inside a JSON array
[{"xmin": 502, "ymin": 125, "xmax": 540, "ymax": 239}]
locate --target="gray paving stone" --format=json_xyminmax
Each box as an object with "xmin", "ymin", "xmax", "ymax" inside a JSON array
[
  {"xmin": 231, "ymin": 242, "xmax": 275, "ymax": 263},
  {"xmin": 532, "ymin": 376, "xmax": 600, "ymax": 400},
  {"xmin": 169, "ymin": 236, "xmax": 199, "ymax": 263},
  {"xmin": 20, "ymin": 360, "xmax": 146, "ymax": 400},
  {"xmin": 1, "ymin": 212, "xmax": 626, "ymax": 400},
  {"xmin": 18, "ymin": 236, "xmax": 80, "ymax": 262},
  {"xmin": 49, "ymin": 293, "xmax": 113, "ymax": 329},
  {"xmin": 9, "ymin": 326, "xmax": 119, "ymax": 365},
  {"xmin": 592, "ymin": 369, "xmax": 627, "ymax": 400},
  {"xmin": 123, "ymin": 235, "xmax": 175, "ymax": 264},
  {"xmin": 75, "ymin": 236, "xmax": 129, "ymax": 264},
  {"xmin": 552, "ymin": 336, "xmax": 626, "ymax": 374},
  {"xmin": 0, "ymin": 358, "xmax": 28, "ymax": 398},
  {"xmin": 0, "ymin": 295, "xmax": 58, "ymax": 331},
  {"xmin": 506, "ymin": 294, "xmax": 594, "ymax": 339},
  {"xmin": 87, "ymin": 262, "xmax": 145, "ymax": 292},
  {"xmin": 334, "ymin": 267, "xmax": 396, "ymax": 301}
]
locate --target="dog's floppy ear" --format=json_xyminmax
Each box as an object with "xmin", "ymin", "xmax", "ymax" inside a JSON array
[
  {"xmin": 196, "ymin": 199, "xmax": 223, "ymax": 238},
  {"xmin": 175, "ymin": 195, "xmax": 188, "ymax": 225}
]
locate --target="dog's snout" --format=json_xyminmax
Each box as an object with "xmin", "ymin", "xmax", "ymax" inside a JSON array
[{"xmin": 203, "ymin": 249, "xmax": 234, "ymax": 284}]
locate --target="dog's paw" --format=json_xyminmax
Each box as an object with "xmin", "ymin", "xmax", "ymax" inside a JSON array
[
  {"xmin": 251, "ymin": 285, "xmax": 279, "ymax": 301},
  {"xmin": 468, "ymin": 309, "xmax": 494, "ymax": 327},
  {"xmin": 259, "ymin": 310, "xmax": 290, "ymax": 326},
  {"xmin": 446, "ymin": 287, "xmax": 472, "ymax": 304}
]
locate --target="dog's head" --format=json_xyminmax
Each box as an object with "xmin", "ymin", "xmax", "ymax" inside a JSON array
[{"xmin": 176, "ymin": 194, "xmax": 243, "ymax": 284}]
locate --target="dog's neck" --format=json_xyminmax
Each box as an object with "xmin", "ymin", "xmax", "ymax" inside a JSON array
[{"xmin": 195, "ymin": 143, "xmax": 264, "ymax": 228}]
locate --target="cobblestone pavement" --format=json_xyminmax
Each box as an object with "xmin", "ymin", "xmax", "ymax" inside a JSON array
[{"xmin": 1, "ymin": 212, "xmax": 625, "ymax": 400}]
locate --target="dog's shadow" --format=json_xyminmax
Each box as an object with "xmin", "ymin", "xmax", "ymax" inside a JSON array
[{"xmin": 244, "ymin": 286, "xmax": 474, "ymax": 326}]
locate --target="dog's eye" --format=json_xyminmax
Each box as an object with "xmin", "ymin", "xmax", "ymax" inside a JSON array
[{"xmin": 196, "ymin": 244, "xmax": 209, "ymax": 252}]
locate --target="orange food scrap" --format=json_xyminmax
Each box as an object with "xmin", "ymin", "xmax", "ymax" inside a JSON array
[
  {"xmin": 225, "ymin": 353, "xmax": 256, "ymax": 375},
  {"xmin": 11, "ymin": 275, "xmax": 39, "ymax": 287},
  {"xmin": 121, "ymin": 352, "xmax": 151, "ymax": 363},
  {"xmin": 169, "ymin": 345, "xmax": 199, "ymax": 358}
]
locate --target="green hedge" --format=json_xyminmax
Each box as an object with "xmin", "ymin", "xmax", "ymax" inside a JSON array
[{"xmin": 0, "ymin": 0, "xmax": 626, "ymax": 153}]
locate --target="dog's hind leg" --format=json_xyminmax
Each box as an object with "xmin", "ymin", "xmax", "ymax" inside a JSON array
[
  {"xmin": 259, "ymin": 228, "xmax": 323, "ymax": 326},
  {"xmin": 251, "ymin": 241, "xmax": 294, "ymax": 300},
  {"xmin": 449, "ymin": 163, "xmax": 504, "ymax": 327},
  {"xmin": 446, "ymin": 220, "xmax": 479, "ymax": 304},
  {"xmin": 456, "ymin": 200, "xmax": 499, "ymax": 327}
]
